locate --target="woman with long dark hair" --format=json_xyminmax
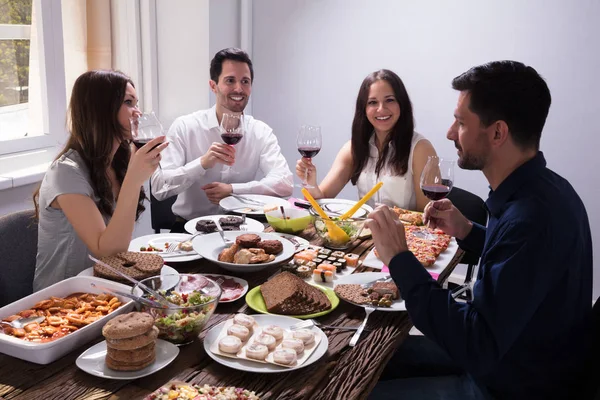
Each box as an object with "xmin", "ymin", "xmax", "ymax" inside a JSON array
[
  {"xmin": 32, "ymin": 70, "xmax": 168, "ymax": 290},
  {"xmin": 297, "ymin": 69, "xmax": 436, "ymax": 211}
]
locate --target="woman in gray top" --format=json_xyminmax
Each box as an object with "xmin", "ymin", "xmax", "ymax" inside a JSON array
[{"xmin": 32, "ymin": 70, "xmax": 169, "ymax": 291}]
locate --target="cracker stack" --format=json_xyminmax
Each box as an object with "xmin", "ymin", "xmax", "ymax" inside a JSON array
[
  {"xmin": 102, "ymin": 312, "xmax": 157, "ymax": 371},
  {"xmin": 93, "ymin": 252, "xmax": 164, "ymax": 282}
]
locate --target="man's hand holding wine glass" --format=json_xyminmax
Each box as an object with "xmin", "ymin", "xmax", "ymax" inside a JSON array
[
  {"xmin": 200, "ymin": 142, "xmax": 236, "ymax": 169},
  {"xmin": 423, "ymin": 199, "xmax": 473, "ymax": 240}
]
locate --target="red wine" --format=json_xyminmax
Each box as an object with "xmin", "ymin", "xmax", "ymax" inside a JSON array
[
  {"xmin": 298, "ymin": 146, "xmax": 321, "ymax": 158},
  {"xmin": 133, "ymin": 139, "xmax": 161, "ymax": 151},
  {"xmin": 421, "ymin": 182, "xmax": 452, "ymax": 200},
  {"xmin": 221, "ymin": 133, "xmax": 243, "ymax": 145}
]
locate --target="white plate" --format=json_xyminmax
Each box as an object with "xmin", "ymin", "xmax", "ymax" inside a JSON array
[
  {"xmin": 77, "ymin": 265, "xmax": 179, "ymax": 282},
  {"xmin": 201, "ymin": 274, "xmax": 249, "ymax": 303},
  {"xmin": 335, "ymin": 272, "xmax": 405, "ymax": 312},
  {"xmin": 269, "ymin": 232, "xmax": 310, "ymax": 251},
  {"xmin": 129, "ymin": 233, "xmax": 202, "ymax": 262},
  {"xmin": 192, "ymin": 231, "xmax": 295, "ymax": 273},
  {"xmin": 204, "ymin": 314, "xmax": 328, "ymax": 373},
  {"xmin": 0, "ymin": 276, "xmax": 135, "ymax": 364},
  {"xmin": 184, "ymin": 215, "xmax": 264, "ymax": 235},
  {"xmin": 219, "ymin": 195, "xmax": 289, "ymax": 216},
  {"xmin": 315, "ymin": 198, "xmax": 374, "ymax": 218},
  {"xmin": 362, "ymin": 237, "xmax": 458, "ymax": 273},
  {"xmin": 76, "ymin": 339, "xmax": 179, "ymax": 380}
]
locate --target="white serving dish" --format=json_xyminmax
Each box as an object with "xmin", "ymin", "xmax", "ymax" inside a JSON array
[{"xmin": 0, "ymin": 276, "xmax": 135, "ymax": 364}]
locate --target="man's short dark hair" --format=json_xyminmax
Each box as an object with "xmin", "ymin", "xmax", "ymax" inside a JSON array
[
  {"xmin": 452, "ymin": 60, "xmax": 551, "ymax": 150},
  {"xmin": 210, "ymin": 47, "xmax": 254, "ymax": 83}
]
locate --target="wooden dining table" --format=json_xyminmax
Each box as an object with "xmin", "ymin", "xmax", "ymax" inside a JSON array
[{"xmin": 0, "ymin": 225, "xmax": 463, "ymax": 400}]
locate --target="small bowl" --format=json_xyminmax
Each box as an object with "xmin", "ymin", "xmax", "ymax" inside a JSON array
[
  {"xmin": 265, "ymin": 207, "xmax": 313, "ymax": 234},
  {"xmin": 132, "ymin": 274, "xmax": 221, "ymax": 345},
  {"xmin": 312, "ymin": 215, "xmax": 366, "ymax": 250}
]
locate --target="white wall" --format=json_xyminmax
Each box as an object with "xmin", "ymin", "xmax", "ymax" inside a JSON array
[{"xmin": 251, "ymin": 0, "xmax": 600, "ymax": 296}]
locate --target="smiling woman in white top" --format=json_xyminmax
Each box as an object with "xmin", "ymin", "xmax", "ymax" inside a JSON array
[{"xmin": 297, "ymin": 69, "xmax": 437, "ymax": 211}]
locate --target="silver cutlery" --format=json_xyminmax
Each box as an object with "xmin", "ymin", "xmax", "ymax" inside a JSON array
[
  {"xmin": 163, "ymin": 232, "xmax": 202, "ymax": 253},
  {"xmin": 88, "ymin": 254, "xmax": 174, "ymax": 308},
  {"xmin": 213, "ymin": 219, "xmax": 234, "ymax": 248},
  {"xmin": 231, "ymin": 194, "xmax": 266, "ymax": 206},
  {"xmin": 349, "ymin": 306, "xmax": 375, "ymax": 347},
  {"xmin": 360, "ymin": 275, "xmax": 391, "ymax": 289},
  {"xmin": 89, "ymin": 282, "xmax": 167, "ymax": 309},
  {"xmin": 0, "ymin": 315, "xmax": 46, "ymax": 329},
  {"xmin": 290, "ymin": 318, "xmax": 371, "ymax": 332}
]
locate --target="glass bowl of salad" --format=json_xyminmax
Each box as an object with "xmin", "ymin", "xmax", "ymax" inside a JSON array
[
  {"xmin": 312, "ymin": 214, "xmax": 367, "ymax": 250},
  {"xmin": 131, "ymin": 274, "xmax": 221, "ymax": 345}
]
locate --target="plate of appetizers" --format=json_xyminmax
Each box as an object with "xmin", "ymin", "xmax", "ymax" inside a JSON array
[
  {"xmin": 204, "ymin": 314, "xmax": 328, "ymax": 373},
  {"xmin": 128, "ymin": 233, "xmax": 201, "ymax": 262},
  {"xmin": 202, "ymin": 274, "xmax": 249, "ymax": 303},
  {"xmin": 184, "ymin": 214, "xmax": 264, "ymax": 235},
  {"xmin": 193, "ymin": 231, "xmax": 295, "ymax": 273},
  {"xmin": 219, "ymin": 195, "xmax": 289, "ymax": 216},
  {"xmin": 334, "ymin": 272, "xmax": 405, "ymax": 311}
]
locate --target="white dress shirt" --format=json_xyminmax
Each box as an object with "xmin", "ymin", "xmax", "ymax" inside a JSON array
[
  {"xmin": 356, "ymin": 132, "xmax": 425, "ymax": 210},
  {"xmin": 151, "ymin": 106, "xmax": 293, "ymax": 220}
]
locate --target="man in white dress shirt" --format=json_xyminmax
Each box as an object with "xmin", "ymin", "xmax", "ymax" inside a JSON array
[{"xmin": 151, "ymin": 48, "xmax": 293, "ymax": 232}]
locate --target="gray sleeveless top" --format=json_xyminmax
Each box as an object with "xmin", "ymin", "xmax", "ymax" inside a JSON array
[{"xmin": 34, "ymin": 149, "xmax": 111, "ymax": 291}]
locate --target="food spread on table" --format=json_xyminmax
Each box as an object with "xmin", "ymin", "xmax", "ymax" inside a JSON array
[
  {"xmin": 391, "ymin": 206, "xmax": 424, "ymax": 225},
  {"xmin": 196, "ymin": 216, "xmax": 245, "ymax": 233},
  {"xmin": 92, "ymin": 252, "xmax": 164, "ymax": 282},
  {"xmin": 283, "ymin": 245, "xmax": 359, "ymax": 283},
  {"xmin": 1, "ymin": 292, "xmax": 122, "ymax": 342},
  {"xmin": 139, "ymin": 241, "xmax": 193, "ymax": 252},
  {"xmin": 218, "ymin": 234, "xmax": 283, "ymax": 264},
  {"xmin": 374, "ymin": 225, "xmax": 451, "ymax": 267},
  {"xmin": 335, "ymin": 281, "xmax": 399, "ymax": 308},
  {"xmin": 144, "ymin": 381, "xmax": 260, "ymax": 400},
  {"xmin": 204, "ymin": 275, "xmax": 246, "ymax": 302},
  {"xmin": 209, "ymin": 314, "xmax": 321, "ymax": 368}
]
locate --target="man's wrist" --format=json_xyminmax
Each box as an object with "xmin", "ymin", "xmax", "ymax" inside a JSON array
[{"xmin": 458, "ymin": 220, "xmax": 473, "ymax": 241}]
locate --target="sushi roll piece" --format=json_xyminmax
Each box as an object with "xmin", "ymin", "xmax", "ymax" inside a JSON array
[
  {"xmin": 319, "ymin": 264, "xmax": 336, "ymax": 276},
  {"xmin": 344, "ymin": 253, "xmax": 360, "ymax": 267},
  {"xmin": 312, "ymin": 268, "xmax": 334, "ymax": 283},
  {"xmin": 296, "ymin": 265, "xmax": 312, "ymax": 279},
  {"xmin": 294, "ymin": 250, "xmax": 318, "ymax": 263},
  {"xmin": 305, "ymin": 261, "xmax": 317, "ymax": 271},
  {"xmin": 331, "ymin": 251, "xmax": 345, "ymax": 258},
  {"xmin": 318, "ymin": 248, "xmax": 332, "ymax": 256},
  {"xmin": 327, "ymin": 256, "xmax": 337, "ymax": 263},
  {"xmin": 336, "ymin": 258, "xmax": 347, "ymax": 269},
  {"xmin": 316, "ymin": 256, "xmax": 327, "ymax": 264},
  {"xmin": 282, "ymin": 261, "xmax": 298, "ymax": 273},
  {"xmin": 333, "ymin": 262, "xmax": 343, "ymax": 273},
  {"xmin": 295, "ymin": 258, "xmax": 307, "ymax": 266}
]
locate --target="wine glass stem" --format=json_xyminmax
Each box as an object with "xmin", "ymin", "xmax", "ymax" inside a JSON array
[{"xmin": 304, "ymin": 168, "xmax": 309, "ymax": 185}]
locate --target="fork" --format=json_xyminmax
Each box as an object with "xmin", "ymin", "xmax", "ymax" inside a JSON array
[
  {"xmin": 349, "ymin": 306, "xmax": 375, "ymax": 347},
  {"xmin": 290, "ymin": 318, "xmax": 371, "ymax": 332},
  {"xmin": 214, "ymin": 219, "xmax": 234, "ymax": 248},
  {"xmin": 231, "ymin": 194, "xmax": 266, "ymax": 206},
  {"xmin": 239, "ymin": 214, "xmax": 247, "ymax": 231},
  {"xmin": 164, "ymin": 232, "xmax": 202, "ymax": 253},
  {"xmin": 360, "ymin": 275, "xmax": 391, "ymax": 289}
]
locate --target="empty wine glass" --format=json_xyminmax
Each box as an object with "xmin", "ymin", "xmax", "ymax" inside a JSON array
[
  {"xmin": 220, "ymin": 113, "xmax": 244, "ymax": 175},
  {"xmin": 419, "ymin": 156, "xmax": 455, "ymax": 238},
  {"xmin": 297, "ymin": 125, "xmax": 322, "ymax": 188},
  {"xmin": 130, "ymin": 112, "xmax": 179, "ymax": 196}
]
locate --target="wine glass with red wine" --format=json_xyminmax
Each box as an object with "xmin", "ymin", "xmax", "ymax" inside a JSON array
[
  {"xmin": 129, "ymin": 112, "xmax": 179, "ymax": 195},
  {"xmin": 220, "ymin": 113, "xmax": 244, "ymax": 175},
  {"xmin": 297, "ymin": 125, "xmax": 322, "ymax": 188},
  {"xmin": 419, "ymin": 156, "xmax": 455, "ymax": 238}
]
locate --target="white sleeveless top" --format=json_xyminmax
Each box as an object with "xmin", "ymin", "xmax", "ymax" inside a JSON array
[{"xmin": 356, "ymin": 132, "xmax": 425, "ymax": 210}]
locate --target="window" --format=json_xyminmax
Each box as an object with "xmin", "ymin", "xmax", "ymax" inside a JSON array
[{"xmin": 0, "ymin": 0, "xmax": 66, "ymax": 156}]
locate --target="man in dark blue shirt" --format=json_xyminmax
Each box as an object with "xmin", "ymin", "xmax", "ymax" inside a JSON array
[{"xmin": 367, "ymin": 61, "xmax": 592, "ymax": 399}]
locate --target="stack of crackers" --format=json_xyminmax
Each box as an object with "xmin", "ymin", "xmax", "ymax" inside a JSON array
[
  {"xmin": 102, "ymin": 312, "xmax": 158, "ymax": 371},
  {"xmin": 93, "ymin": 252, "xmax": 164, "ymax": 282}
]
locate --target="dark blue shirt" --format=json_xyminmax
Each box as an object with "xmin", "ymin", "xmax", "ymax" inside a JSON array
[{"xmin": 389, "ymin": 152, "xmax": 592, "ymax": 399}]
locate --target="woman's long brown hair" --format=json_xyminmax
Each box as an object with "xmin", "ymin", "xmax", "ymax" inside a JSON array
[
  {"xmin": 33, "ymin": 70, "xmax": 147, "ymax": 219},
  {"xmin": 350, "ymin": 69, "xmax": 415, "ymax": 185}
]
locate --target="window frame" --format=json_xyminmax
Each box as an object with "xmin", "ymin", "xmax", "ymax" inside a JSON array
[{"xmin": 0, "ymin": 0, "xmax": 67, "ymax": 156}]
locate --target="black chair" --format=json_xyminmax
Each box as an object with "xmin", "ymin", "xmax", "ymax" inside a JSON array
[
  {"xmin": 445, "ymin": 186, "xmax": 488, "ymax": 300},
  {"xmin": 0, "ymin": 210, "xmax": 38, "ymax": 306},
  {"xmin": 149, "ymin": 180, "xmax": 177, "ymax": 233}
]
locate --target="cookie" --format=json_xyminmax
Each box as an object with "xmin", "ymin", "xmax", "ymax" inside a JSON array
[
  {"xmin": 105, "ymin": 352, "xmax": 155, "ymax": 371},
  {"xmin": 257, "ymin": 239, "xmax": 283, "ymax": 254},
  {"xmin": 219, "ymin": 216, "xmax": 243, "ymax": 227},
  {"xmin": 102, "ymin": 312, "xmax": 155, "ymax": 340},
  {"xmin": 105, "ymin": 326, "xmax": 159, "ymax": 350},
  {"xmin": 195, "ymin": 219, "xmax": 216, "ymax": 233},
  {"xmin": 236, "ymin": 233, "xmax": 261, "ymax": 248},
  {"xmin": 106, "ymin": 341, "xmax": 155, "ymax": 362},
  {"xmin": 93, "ymin": 252, "xmax": 163, "ymax": 282}
]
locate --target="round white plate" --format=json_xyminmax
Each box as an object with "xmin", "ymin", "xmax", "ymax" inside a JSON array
[
  {"xmin": 76, "ymin": 339, "xmax": 179, "ymax": 380},
  {"xmin": 77, "ymin": 265, "xmax": 179, "ymax": 282},
  {"xmin": 204, "ymin": 314, "xmax": 328, "ymax": 373},
  {"xmin": 202, "ymin": 274, "xmax": 249, "ymax": 303},
  {"xmin": 184, "ymin": 215, "xmax": 264, "ymax": 235},
  {"xmin": 129, "ymin": 233, "xmax": 202, "ymax": 262},
  {"xmin": 334, "ymin": 272, "xmax": 405, "ymax": 312},
  {"xmin": 219, "ymin": 195, "xmax": 289, "ymax": 216},
  {"xmin": 192, "ymin": 231, "xmax": 295, "ymax": 273},
  {"xmin": 315, "ymin": 198, "xmax": 374, "ymax": 218},
  {"xmin": 268, "ymin": 232, "xmax": 310, "ymax": 251}
]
